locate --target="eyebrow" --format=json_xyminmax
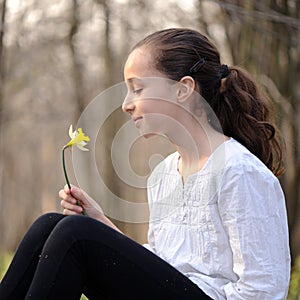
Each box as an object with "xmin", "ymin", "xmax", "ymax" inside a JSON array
[{"xmin": 126, "ymin": 77, "xmax": 143, "ymax": 84}]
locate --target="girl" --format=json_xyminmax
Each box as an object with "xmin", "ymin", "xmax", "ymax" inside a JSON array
[{"xmin": 0, "ymin": 28, "xmax": 290, "ymax": 299}]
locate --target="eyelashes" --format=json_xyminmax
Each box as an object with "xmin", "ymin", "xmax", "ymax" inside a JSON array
[{"xmin": 133, "ymin": 88, "xmax": 143, "ymax": 95}]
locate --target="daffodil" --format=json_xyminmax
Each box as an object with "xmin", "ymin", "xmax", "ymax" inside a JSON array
[
  {"xmin": 62, "ymin": 125, "xmax": 90, "ymax": 215},
  {"xmin": 64, "ymin": 125, "xmax": 90, "ymax": 151}
]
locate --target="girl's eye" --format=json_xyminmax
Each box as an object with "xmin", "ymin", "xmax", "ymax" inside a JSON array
[{"xmin": 133, "ymin": 88, "xmax": 142, "ymax": 95}]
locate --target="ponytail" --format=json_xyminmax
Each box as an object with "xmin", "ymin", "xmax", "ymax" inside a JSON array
[{"xmin": 210, "ymin": 66, "xmax": 284, "ymax": 176}]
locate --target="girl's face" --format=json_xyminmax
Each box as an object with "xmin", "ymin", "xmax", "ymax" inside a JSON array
[{"xmin": 122, "ymin": 47, "xmax": 182, "ymax": 138}]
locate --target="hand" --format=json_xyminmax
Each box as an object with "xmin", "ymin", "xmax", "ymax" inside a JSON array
[
  {"xmin": 59, "ymin": 184, "xmax": 104, "ymax": 220},
  {"xmin": 58, "ymin": 185, "xmax": 122, "ymax": 233}
]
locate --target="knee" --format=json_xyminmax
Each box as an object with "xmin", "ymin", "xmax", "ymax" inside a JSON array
[
  {"xmin": 20, "ymin": 213, "xmax": 65, "ymax": 246},
  {"xmin": 51, "ymin": 215, "xmax": 91, "ymax": 239},
  {"xmin": 32, "ymin": 212, "xmax": 64, "ymax": 228}
]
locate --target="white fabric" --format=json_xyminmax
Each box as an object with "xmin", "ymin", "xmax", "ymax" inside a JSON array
[{"xmin": 145, "ymin": 138, "xmax": 290, "ymax": 299}]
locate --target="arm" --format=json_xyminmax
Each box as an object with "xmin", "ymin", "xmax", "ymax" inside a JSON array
[
  {"xmin": 59, "ymin": 184, "xmax": 123, "ymax": 233},
  {"xmin": 218, "ymin": 166, "xmax": 290, "ymax": 299}
]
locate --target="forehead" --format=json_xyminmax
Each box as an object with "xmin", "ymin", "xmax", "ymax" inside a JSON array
[{"xmin": 124, "ymin": 47, "xmax": 164, "ymax": 80}]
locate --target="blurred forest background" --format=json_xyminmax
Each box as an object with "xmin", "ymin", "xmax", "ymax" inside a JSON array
[{"xmin": 0, "ymin": 0, "xmax": 299, "ymax": 283}]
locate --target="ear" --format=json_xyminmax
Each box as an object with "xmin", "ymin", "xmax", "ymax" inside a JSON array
[{"xmin": 176, "ymin": 76, "xmax": 196, "ymax": 103}]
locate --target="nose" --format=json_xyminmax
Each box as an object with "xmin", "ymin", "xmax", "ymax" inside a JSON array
[{"xmin": 122, "ymin": 94, "xmax": 136, "ymax": 113}]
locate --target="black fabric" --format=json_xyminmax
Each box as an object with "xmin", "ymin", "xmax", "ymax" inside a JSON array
[{"xmin": 0, "ymin": 213, "xmax": 212, "ymax": 300}]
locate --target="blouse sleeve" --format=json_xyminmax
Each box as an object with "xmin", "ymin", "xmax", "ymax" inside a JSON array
[{"xmin": 218, "ymin": 165, "xmax": 290, "ymax": 299}]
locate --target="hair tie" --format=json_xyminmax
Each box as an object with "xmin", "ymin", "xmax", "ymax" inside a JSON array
[
  {"xmin": 221, "ymin": 64, "xmax": 230, "ymax": 78},
  {"xmin": 189, "ymin": 57, "xmax": 207, "ymax": 75}
]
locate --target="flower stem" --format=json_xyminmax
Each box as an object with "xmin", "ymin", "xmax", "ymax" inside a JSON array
[
  {"xmin": 62, "ymin": 146, "xmax": 71, "ymax": 190},
  {"xmin": 62, "ymin": 146, "xmax": 86, "ymax": 215}
]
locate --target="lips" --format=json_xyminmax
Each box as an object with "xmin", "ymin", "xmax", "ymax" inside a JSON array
[
  {"xmin": 133, "ymin": 116, "xmax": 142, "ymax": 121},
  {"xmin": 133, "ymin": 116, "xmax": 143, "ymax": 126}
]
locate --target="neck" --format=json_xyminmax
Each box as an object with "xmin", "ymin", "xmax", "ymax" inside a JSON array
[{"xmin": 170, "ymin": 123, "xmax": 228, "ymax": 177}]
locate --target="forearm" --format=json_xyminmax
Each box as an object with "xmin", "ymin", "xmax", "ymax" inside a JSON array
[{"xmin": 96, "ymin": 213, "xmax": 123, "ymax": 234}]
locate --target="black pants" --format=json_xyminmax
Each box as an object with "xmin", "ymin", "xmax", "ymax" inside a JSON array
[{"xmin": 0, "ymin": 213, "xmax": 212, "ymax": 300}]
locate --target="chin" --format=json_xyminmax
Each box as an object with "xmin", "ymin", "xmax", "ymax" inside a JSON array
[
  {"xmin": 142, "ymin": 132, "xmax": 157, "ymax": 139},
  {"xmin": 140, "ymin": 130, "xmax": 168, "ymax": 140}
]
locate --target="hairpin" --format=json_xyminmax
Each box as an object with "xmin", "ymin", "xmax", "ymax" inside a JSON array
[{"xmin": 189, "ymin": 57, "xmax": 207, "ymax": 75}]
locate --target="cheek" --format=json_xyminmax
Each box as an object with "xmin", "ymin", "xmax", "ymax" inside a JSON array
[
  {"xmin": 136, "ymin": 99, "xmax": 159, "ymax": 117},
  {"xmin": 141, "ymin": 97, "xmax": 178, "ymax": 115},
  {"xmin": 141, "ymin": 84, "xmax": 176, "ymax": 110}
]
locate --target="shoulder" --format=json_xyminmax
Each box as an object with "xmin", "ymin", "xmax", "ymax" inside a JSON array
[
  {"xmin": 206, "ymin": 138, "xmax": 282, "ymax": 201},
  {"xmin": 218, "ymin": 139, "xmax": 284, "ymax": 205},
  {"xmin": 222, "ymin": 138, "xmax": 276, "ymax": 178},
  {"xmin": 203, "ymin": 138, "xmax": 276, "ymax": 185}
]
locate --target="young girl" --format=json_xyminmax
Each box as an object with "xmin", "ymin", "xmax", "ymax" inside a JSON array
[{"xmin": 0, "ymin": 28, "xmax": 290, "ymax": 299}]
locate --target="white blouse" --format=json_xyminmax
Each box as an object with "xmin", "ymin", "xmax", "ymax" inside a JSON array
[{"xmin": 145, "ymin": 138, "xmax": 290, "ymax": 299}]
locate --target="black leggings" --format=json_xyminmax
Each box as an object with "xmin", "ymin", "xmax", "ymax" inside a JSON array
[{"xmin": 0, "ymin": 213, "xmax": 212, "ymax": 300}]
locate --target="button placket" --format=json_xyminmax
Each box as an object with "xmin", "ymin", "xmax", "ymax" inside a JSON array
[{"xmin": 181, "ymin": 185, "xmax": 188, "ymax": 223}]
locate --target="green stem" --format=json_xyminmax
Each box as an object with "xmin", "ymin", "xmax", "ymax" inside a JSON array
[
  {"xmin": 62, "ymin": 146, "xmax": 86, "ymax": 215},
  {"xmin": 62, "ymin": 146, "xmax": 71, "ymax": 190}
]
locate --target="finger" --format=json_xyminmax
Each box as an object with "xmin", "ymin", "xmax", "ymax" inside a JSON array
[
  {"xmin": 58, "ymin": 190, "xmax": 76, "ymax": 204},
  {"xmin": 63, "ymin": 208, "xmax": 80, "ymax": 216},
  {"xmin": 60, "ymin": 200, "xmax": 83, "ymax": 213},
  {"xmin": 60, "ymin": 199, "xmax": 82, "ymax": 212},
  {"xmin": 58, "ymin": 189, "xmax": 67, "ymax": 199}
]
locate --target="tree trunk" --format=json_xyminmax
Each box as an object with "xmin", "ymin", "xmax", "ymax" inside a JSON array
[
  {"xmin": 69, "ymin": 0, "xmax": 85, "ymax": 122},
  {"xmin": 0, "ymin": 0, "xmax": 7, "ymax": 250}
]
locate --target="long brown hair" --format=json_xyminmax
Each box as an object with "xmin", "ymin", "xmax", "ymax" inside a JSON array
[{"xmin": 131, "ymin": 28, "xmax": 284, "ymax": 177}]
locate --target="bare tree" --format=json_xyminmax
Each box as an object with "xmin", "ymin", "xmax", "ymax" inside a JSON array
[
  {"xmin": 0, "ymin": 0, "xmax": 7, "ymax": 248},
  {"xmin": 69, "ymin": 0, "xmax": 86, "ymax": 122},
  {"xmin": 0, "ymin": 0, "xmax": 7, "ymax": 169},
  {"xmin": 0, "ymin": 0, "xmax": 6, "ymax": 103}
]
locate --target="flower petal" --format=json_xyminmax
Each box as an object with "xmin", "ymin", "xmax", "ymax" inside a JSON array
[
  {"xmin": 69, "ymin": 125, "xmax": 73, "ymax": 139},
  {"xmin": 78, "ymin": 141, "xmax": 87, "ymax": 146},
  {"xmin": 77, "ymin": 128, "xmax": 90, "ymax": 142},
  {"xmin": 76, "ymin": 144, "xmax": 89, "ymax": 151}
]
